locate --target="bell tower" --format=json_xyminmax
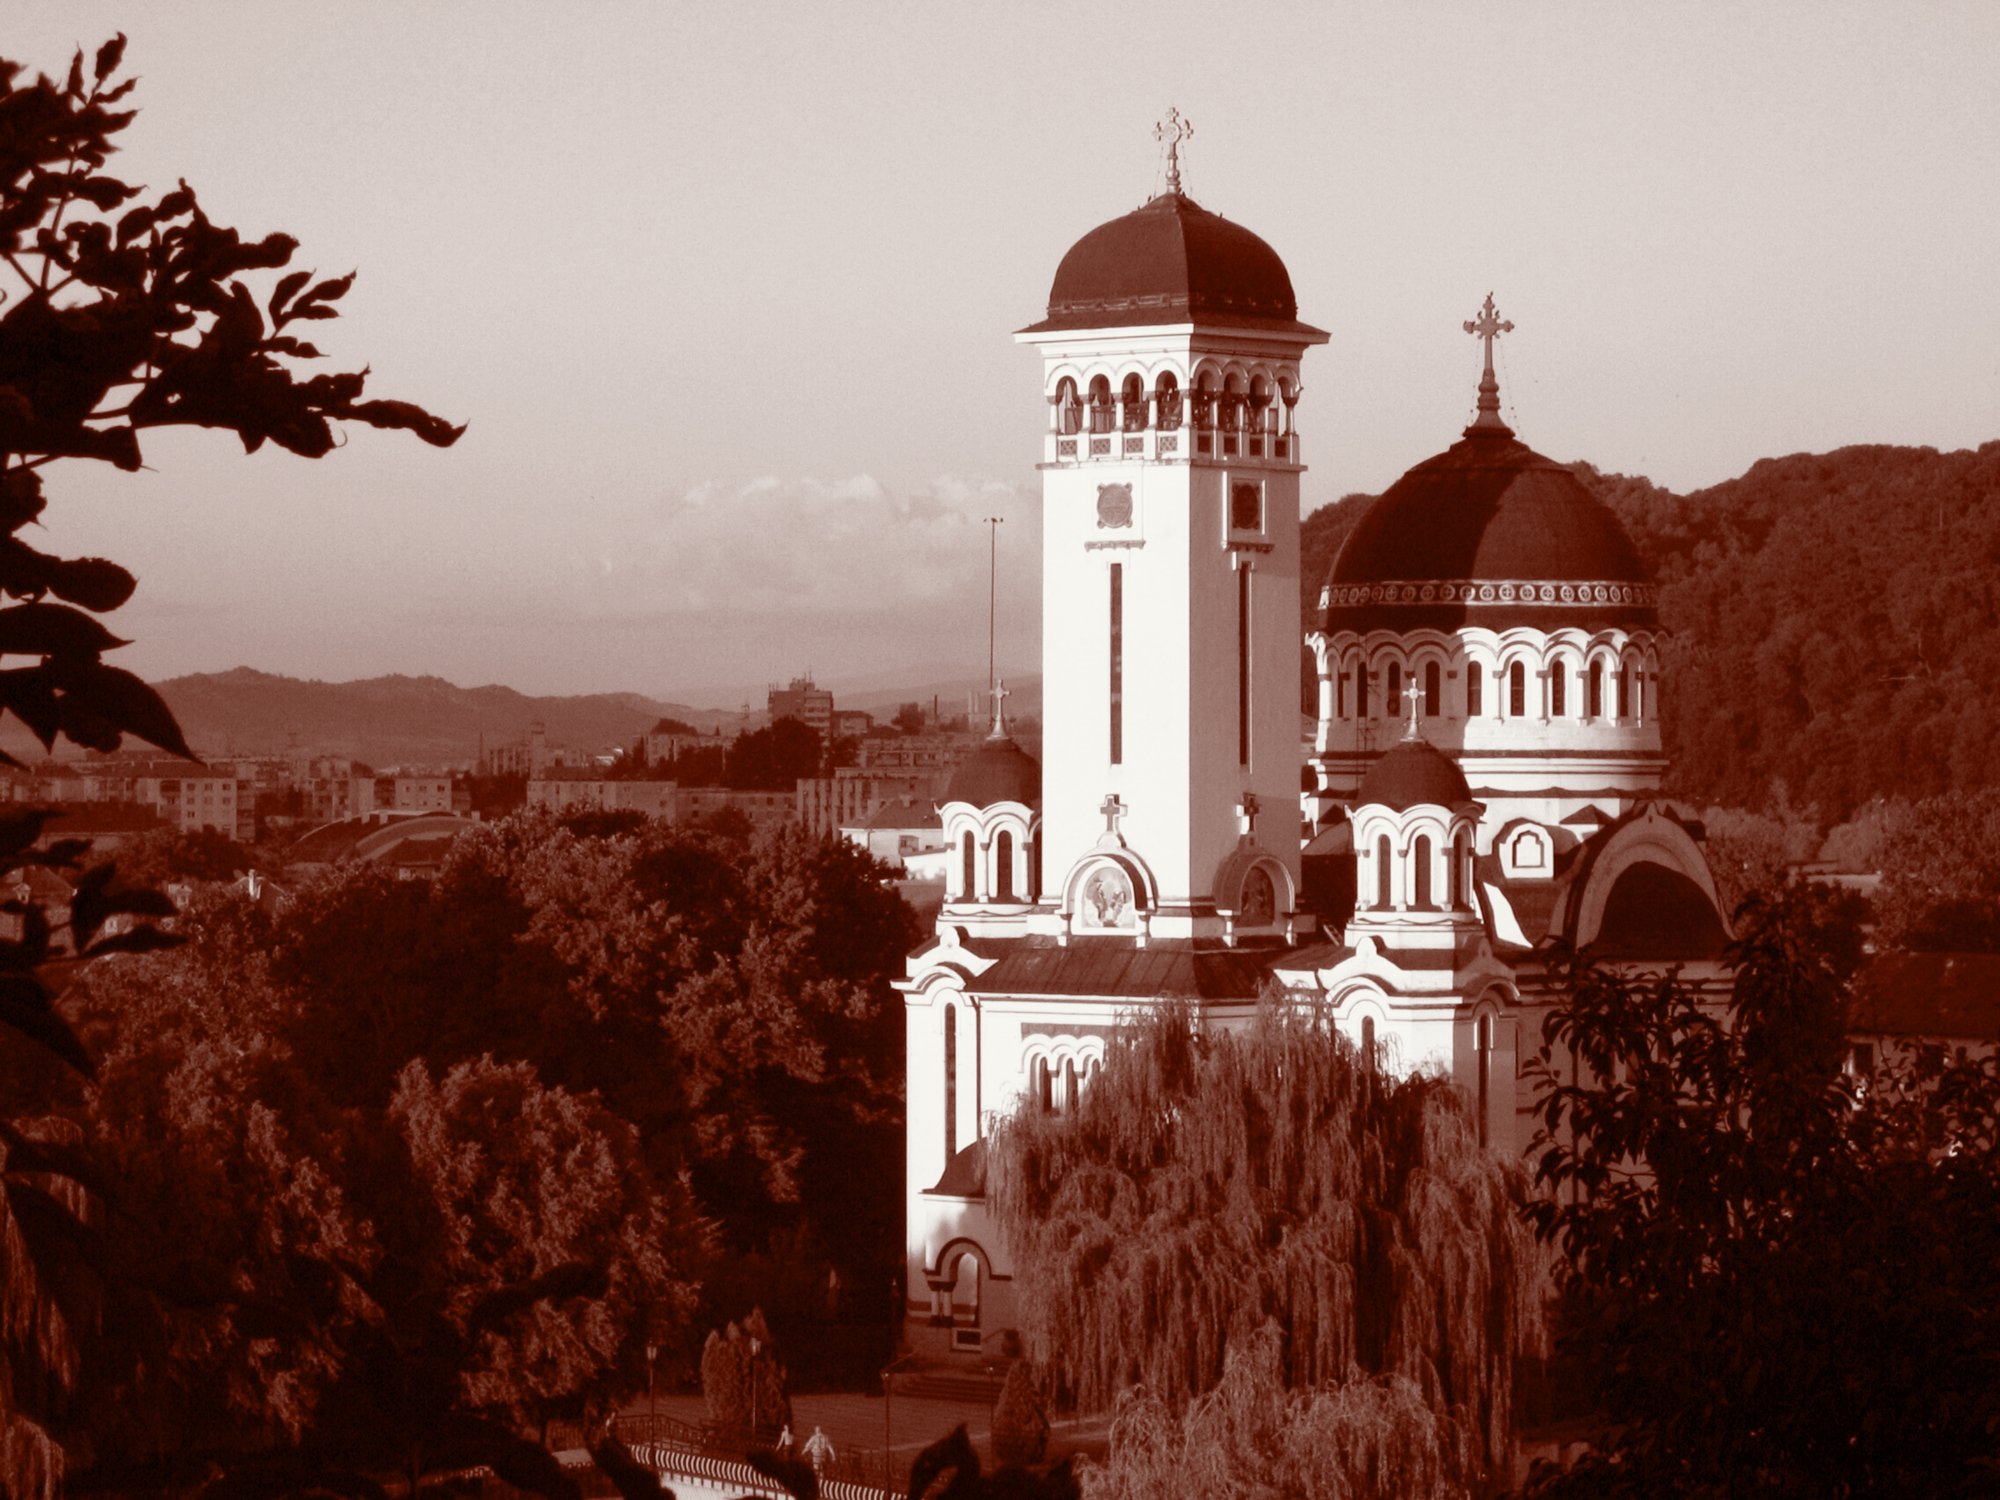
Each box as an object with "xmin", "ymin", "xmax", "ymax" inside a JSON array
[{"xmin": 1016, "ymin": 125, "xmax": 1327, "ymax": 943}]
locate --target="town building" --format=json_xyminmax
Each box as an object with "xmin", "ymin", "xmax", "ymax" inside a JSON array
[
  {"xmin": 769, "ymin": 675, "xmax": 835, "ymax": 743},
  {"xmin": 896, "ymin": 153, "xmax": 1731, "ymax": 1357}
]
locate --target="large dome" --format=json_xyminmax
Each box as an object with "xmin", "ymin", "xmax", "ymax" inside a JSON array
[
  {"xmin": 1322, "ymin": 429, "xmax": 1657, "ymax": 634},
  {"xmin": 1021, "ymin": 192, "xmax": 1318, "ymax": 335}
]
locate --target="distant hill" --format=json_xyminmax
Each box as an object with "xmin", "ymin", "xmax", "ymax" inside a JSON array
[
  {"xmin": 146, "ymin": 669, "xmax": 739, "ymax": 767},
  {"xmin": 1300, "ymin": 439, "xmax": 2000, "ymax": 827}
]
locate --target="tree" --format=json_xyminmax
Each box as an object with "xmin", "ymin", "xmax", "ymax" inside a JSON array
[
  {"xmin": 726, "ymin": 716, "xmax": 823, "ymax": 790},
  {"xmin": 1872, "ymin": 788, "xmax": 2000, "ymax": 952},
  {"xmin": 698, "ymin": 1309, "xmax": 790, "ymax": 1442},
  {"xmin": 989, "ymin": 1361, "xmax": 1049, "ymax": 1468},
  {"xmin": 893, "ymin": 702, "xmax": 925, "ymax": 736},
  {"xmin": 1, "ymin": 34, "xmax": 458, "ymax": 1494},
  {"xmin": 987, "ymin": 1001, "xmax": 1546, "ymax": 1495},
  {"xmin": 1520, "ymin": 888, "xmax": 2000, "ymax": 1497}
]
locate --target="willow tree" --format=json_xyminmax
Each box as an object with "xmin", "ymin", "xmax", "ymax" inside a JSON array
[{"xmin": 987, "ymin": 1000, "xmax": 1546, "ymax": 1496}]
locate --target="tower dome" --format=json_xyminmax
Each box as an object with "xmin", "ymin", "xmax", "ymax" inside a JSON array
[{"xmin": 1021, "ymin": 192, "xmax": 1316, "ymax": 335}]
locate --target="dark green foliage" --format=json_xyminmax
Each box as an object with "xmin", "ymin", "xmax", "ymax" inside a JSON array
[
  {"xmin": 904, "ymin": 1424, "xmax": 1080, "ymax": 1500},
  {"xmin": 51, "ymin": 808, "xmax": 918, "ymax": 1492},
  {"xmin": 989, "ymin": 1362, "xmax": 1049, "ymax": 1468},
  {"xmin": 726, "ymin": 716, "xmax": 824, "ymax": 790},
  {"xmin": 1521, "ymin": 888, "xmax": 2000, "ymax": 1497},
  {"xmin": 1871, "ymin": 787, "xmax": 2000, "ymax": 951},
  {"xmin": 699, "ymin": 1310, "xmax": 791, "ymax": 1441},
  {"xmin": 989, "ymin": 1001, "xmax": 1545, "ymax": 1492}
]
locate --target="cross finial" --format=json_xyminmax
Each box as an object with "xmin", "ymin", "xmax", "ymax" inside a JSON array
[
  {"xmin": 1462, "ymin": 292, "xmax": 1515, "ymax": 436},
  {"xmin": 989, "ymin": 678, "xmax": 1010, "ymax": 737},
  {"xmin": 1099, "ymin": 793, "xmax": 1127, "ymax": 838},
  {"xmin": 1155, "ymin": 108, "xmax": 1193, "ymax": 194},
  {"xmin": 1403, "ymin": 682, "xmax": 1424, "ymax": 740},
  {"xmin": 1237, "ymin": 791, "xmax": 1261, "ymax": 838}
]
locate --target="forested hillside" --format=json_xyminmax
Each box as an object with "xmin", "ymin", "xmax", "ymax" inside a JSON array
[{"xmin": 1301, "ymin": 440, "xmax": 2000, "ymax": 827}]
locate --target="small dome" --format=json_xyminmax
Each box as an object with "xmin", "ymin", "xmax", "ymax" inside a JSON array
[
  {"xmin": 946, "ymin": 735, "xmax": 1040, "ymax": 808},
  {"xmin": 1323, "ymin": 431, "xmax": 1657, "ymax": 634},
  {"xmin": 1355, "ymin": 739, "xmax": 1473, "ymax": 811},
  {"xmin": 1022, "ymin": 192, "xmax": 1318, "ymax": 334}
]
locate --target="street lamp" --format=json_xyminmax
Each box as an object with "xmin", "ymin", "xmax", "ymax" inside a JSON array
[
  {"xmin": 750, "ymin": 1336, "xmax": 762, "ymax": 1443},
  {"xmin": 645, "ymin": 1343, "xmax": 659, "ymax": 1437}
]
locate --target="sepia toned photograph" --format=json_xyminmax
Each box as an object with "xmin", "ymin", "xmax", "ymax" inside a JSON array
[{"xmin": 3, "ymin": 4, "xmax": 1997, "ymax": 1497}]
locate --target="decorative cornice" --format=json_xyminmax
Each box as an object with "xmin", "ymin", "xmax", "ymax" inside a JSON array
[{"xmin": 1321, "ymin": 578, "xmax": 1659, "ymax": 610}]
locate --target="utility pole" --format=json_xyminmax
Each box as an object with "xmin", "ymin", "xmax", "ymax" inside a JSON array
[{"xmin": 983, "ymin": 515, "xmax": 1004, "ymax": 717}]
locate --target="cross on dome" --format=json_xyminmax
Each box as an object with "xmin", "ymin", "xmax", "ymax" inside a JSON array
[
  {"xmin": 1462, "ymin": 292, "xmax": 1515, "ymax": 436},
  {"xmin": 1155, "ymin": 108, "xmax": 1193, "ymax": 194},
  {"xmin": 989, "ymin": 678, "xmax": 1010, "ymax": 737},
  {"xmin": 1237, "ymin": 791, "xmax": 1261, "ymax": 838},
  {"xmin": 1100, "ymin": 793, "xmax": 1127, "ymax": 838},
  {"xmin": 1403, "ymin": 681, "xmax": 1425, "ymax": 741}
]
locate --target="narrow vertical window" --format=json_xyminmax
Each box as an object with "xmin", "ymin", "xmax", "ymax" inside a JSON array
[
  {"xmin": 1357, "ymin": 663, "xmax": 1369, "ymax": 717},
  {"xmin": 1386, "ymin": 662, "xmax": 1402, "ymax": 716},
  {"xmin": 1336, "ymin": 671, "xmax": 1346, "ymax": 719},
  {"xmin": 1026, "ymin": 833, "xmax": 1038, "ymax": 900},
  {"xmin": 1450, "ymin": 831, "xmax": 1468, "ymax": 909},
  {"xmin": 1413, "ymin": 835, "xmax": 1433, "ymax": 908},
  {"xmin": 1467, "ymin": 663, "xmax": 1482, "ymax": 717},
  {"xmin": 1617, "ymin": 663, "xmax": 1630, "ymax": 720},
  {"xmin": 1064, "ymin": 1060, "xmax": 1079, "ymax": 1112},
  {"xmin": 995, "ymin": 830, "xmax": 1014, "ymax": 901},
  {"xmin": 960, "ymin": 831, "xmax": 975, "ymax": 900},
  {"xmin": 1424, "ymin": 660, "xmax": 1440, "ymax": 716},
  {"xmin": 1588, "ymin": 661, "xmax": 1603, "ymax": 718},
  {"xmin": 1109, "ymin": 563, "xmax": 1123, "ymax": 764},
  {"xmin": 1362, "ymin": 1015, "xmax": 1376, "ymax": 1072},
  {"xmin": 1550, "ymin": 661, "xmax": 1566, "ymax": 717},
  {"xmin": 1476, "ymin": 1015, "xmax": 1492, "ymax": 1147},
  {"xmin": 1508, "ymin": 662, "xmax": 1525, "ymax": 718},
  {"xmin": 1035, "ymin": 1057, "xmax": 1052, "ymax": 1112},
  {"xmin": 1376, "ymin": 834, "xmax": 1392, "ymax": 909},
  {"xmin": 1237, "ymin": 566, "xmax": 1251, "ymax": 765},
  {"xmin": 943, "ymin": 1003, "xmax": 957, "ymax": 1159}
]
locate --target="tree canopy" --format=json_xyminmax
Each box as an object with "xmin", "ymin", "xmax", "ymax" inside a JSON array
[
  {"xmin": 1520, "ymin": 888, "xmax": 2000, "ymax": 1496},
  {"xmin": 988, "ymin": 1001, "xmax": 1547, "ymax": 1497}
]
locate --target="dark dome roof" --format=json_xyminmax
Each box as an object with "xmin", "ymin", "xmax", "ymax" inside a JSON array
[
  {"xmin": 1355, "ymin": 738, "xmax": 1473, "ymax": 811},
  {"xmin": 946, "ymin": 735, "xmax": 1040, "ymax": 808},
  {"xmin": 1022, "ymin": 192, "xmax": 1320, "ymax": 335},
  {"xmin": 1322, "ymin": 430, "xmax": 1658, "ymax": 634}
]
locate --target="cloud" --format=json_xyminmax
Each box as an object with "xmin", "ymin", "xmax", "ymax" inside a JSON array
[{"xmin": 581, "ymin": 473, "xmax": 1041, "ymax": 617}]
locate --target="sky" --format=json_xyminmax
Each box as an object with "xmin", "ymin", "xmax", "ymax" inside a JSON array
[{"xmin": 8, "ymin": 2, "xmax": 1999, "ymax": 706}]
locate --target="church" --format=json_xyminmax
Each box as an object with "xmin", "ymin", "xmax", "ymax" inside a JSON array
[{"xmin": 896, "ymin": 136, "xmax": 1731, "ymax": 1357}]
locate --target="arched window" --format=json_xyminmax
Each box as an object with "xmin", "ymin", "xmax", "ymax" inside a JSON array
[
  {"xmin": 1034, "ymin": 1056, "xmax": 1052, "ymax": 1112},
  {"xmin": 1467, "ymin": 663, "xmax": 1482, "ymax": 717},
  {"xmin": 1155, "ymin": 371, "xmax": 1182, "ymax": 430},
  {"xmin": 1056, "ymin": 377, "xmax": 1081, "ymax": 436},
  {"xmin": 1088, "ymin": 375, "xmax": 1114, "ymax": 434},
  {"xmin": 1356, "ymin": 663, "xmax": 1369, "ymax": 718},
  {"xmin": 1617, "ymin": 663, "xmax": 1631, "ymax": 720},
  {"xmin": 1412, "ymin": 835, "xmax": 1433, "ymax": 909},
  {"xmin": 1450, "ymin": 830, "xmax": 1469, "ymax": 909},
  {"xmin": 1424, "ymin": 660, "xmax": 1441, "ymax": 716},
  {"xmin": 1064, "ymin": 1059, "xmax": 1079, "ymax": 1112},
  {"xmin": 943, "ymin": 1002, "xmax": 957, "ymax": 1158},
  {"xmin": 995, "ymin": 830, "xmax": 1014, "ymax": 902},
  {"xmin": 1588, "ymin": 661, "xmax": 1603, "ymax": 718},
  {"xmin": 1508, "ymin": 661, "xmax": 1525, "ymax": 718},
  {"xmin": 1386, "ymin": 662, "xmax": 1402, "ymax": 716},
  {"xmin": 950, "ymin": 1251, "xmax": 980, "ymax": 1325},
  {"xmin": 1361, "ymin": 1015, "xmax": 1376, "ymax": 1071},
  {"xmin": 1549, "ymin": 661, "xmax": 1566, "ymax": 717},
  {"xmin": 960, "ymin": 831, "xmax": 976, "ymax": 900},
  {"xmin": 1120, "ymin": 372, "xmax": 1145, "ymax": 431},
  {"xmin": 1336, "ymin": 671, "xmax": 1346, "ymax": 719},
  {"xmin": 1026, "ymin": 832, "xmax": 1038, "ymax": 900},
  {"xmin": 1375, "ymin": 834, "xmax": 1392, "ymax": 909}
]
